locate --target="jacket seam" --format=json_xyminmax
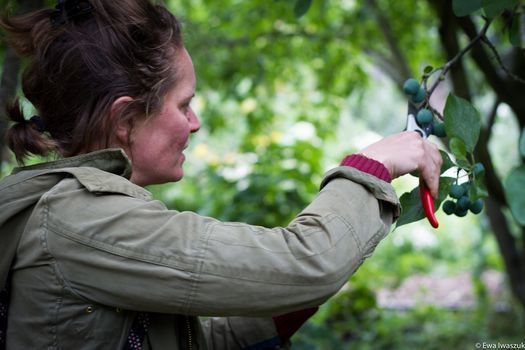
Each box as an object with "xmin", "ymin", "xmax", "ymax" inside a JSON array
[
  {"xmin": 0, "ymin": 172, "xmax": 67, "ymax": 192},
  {"xmin": 42, "ymin": 178, "xmax": 195, "ymax": 271},
  {"xmin": 226, "ymin": 317, "xmax": 245, "ymax": 349},
  {"xmin": 2, "ymin": 167, "xmax": 148, "ymax": 199},
  {"xmin": 40, "ymin": 186, "xmax": 147, "ymax": 302},
  {"xmin": 205, "ymin": 214, "xmax": 354, "ymax": 260},
  {"xmin": 193, "ymin": 267, "xmax": 351, "ymax": 286},
  {"xmin": 362, "ymin": 222, "xmax": 389, "ymax": 257},
  {"xmin": 312, "ymin": 186, "xmax": 366, "ymax": 254},
  {"xmin": 183, "ymin": 220, "xmax": 216, "ymax": 314},
  {"xmin": 47, "ymin": 220, "xmax": 197, "ymax": 271},
  {"xmin": 41, "ymin": 191, "xmax": 161, "ymax": 348},
  {"xmin": 40, "ymin": 192, "xmax": 63, "ymax": 348},
  {"xmin": 194, "ymin": 215, "xmax": 356, "ymax": 286},
  {"xmin": 333, "ymin": 213, "xmax": 363, "ymax": 256},
  {"xmin": 330, "ymin": 213, "xmax": 363, "ymax": 264},
  {"xmin": 11, "ymin": 149, "xmax": 125, "ymax": 173}
]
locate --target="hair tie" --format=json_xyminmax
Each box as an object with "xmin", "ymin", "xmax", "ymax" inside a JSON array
[
  {"xmin": 30, "ymin": 116, "xmax": 46, "ymax": 133},
  {"xmin": 51, "ymin": 0, "xmax": 94, "ymax": 28}
]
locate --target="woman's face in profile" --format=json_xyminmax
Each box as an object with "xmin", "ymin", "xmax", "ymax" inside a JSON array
[{"xmin": 129, "ymin": 48, "xmax": 201, "ymax": 187}]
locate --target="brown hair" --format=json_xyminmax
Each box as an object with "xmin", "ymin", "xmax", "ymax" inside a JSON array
[{"xmin": 1, "ymin": 0, "xmax": 184, "ymax": 164}]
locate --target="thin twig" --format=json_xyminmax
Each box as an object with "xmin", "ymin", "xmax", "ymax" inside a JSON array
[
  {"xmin": 428, "ymin": 104, "xmax": 444, "ymax": 121},
  {"xmin": 485, "ymin": 98, "xmax": 501, "ymax": 144},
  {"xmin": 427, "ymin": 19, "xmax": 493, "ymax": 97},
  {"xmin": 481, "ymin": 36, "xmax": 525, "ymax": 84}
]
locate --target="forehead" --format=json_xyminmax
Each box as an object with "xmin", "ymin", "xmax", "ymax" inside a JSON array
[{"xmin": 171, "ymin": 48, "xmax": 196, "ymax": 98}]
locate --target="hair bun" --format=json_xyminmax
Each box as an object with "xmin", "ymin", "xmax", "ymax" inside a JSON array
[
  {"xmin": 29, "ymin": 115, "xmax": 46, "ymax": 133},
  {"xmin": 50, "ymin": 0, "xmax": 94, "ymax": 28}
]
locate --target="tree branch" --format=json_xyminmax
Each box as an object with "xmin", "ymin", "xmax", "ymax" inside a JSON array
[
  {"xmin": 365, "ymin": 0, "xmax": 412, "ymax": 86},
  {"xmin": 457, "ymin": 15, "xmax": 525, "ymax": 126},
  {"xmin": 428, "ymin": 19, "xmax": 492, "ymax": 98},
  {"xmin": 485, "ymin": 98, "xmax": 500, "ymax": 144},
  {"xmin": 486, "ymin": 197, "xmax": 525, "ymax": 307},
  {"xmin": 481, "ymin": 36, "xmax": 525, "ymax": 85},
  {"xmin": 429, "ymin": 0, "xmax": 525, "ymax": 308},
  {"xmin": 363, "ymin": 48, "xmax": 406, "ymax": 86}
]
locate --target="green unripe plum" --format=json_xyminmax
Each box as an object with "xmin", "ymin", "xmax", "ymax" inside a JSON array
[
  {"xmin": 416, "ymin": 109, "xmax": 433, "ymax": 125},
  {"xmin": 432, "ymin": 121, "xmax": 446, "ymax": 137},
  {"xmin": 457, "ymin": 196, "xmax": 471, "ymax": 211},
  {"xmin": 411, "ymin": 87, "xmax": 426, "ymax": 103},
  {"xmin": 449, "ymin": 184, "xmax": 466, "ymax": 199},
  {"xmin": 442, "ymin": 200, "xmax": 456, "ymax": 215},
  {"xmin": 403, "ymin": 78, "xmax": 420, "ymax": 95},
  {"xmin": 473, "ymin": 163, "xmax": 485, "ymax": 176},
  {"xmin": 469, "ymin": 199, "xmax": 484, "ymax": 214},
  {"xmin": 454, "ymin": 207, "xmax": 469, "ymax": 217}
]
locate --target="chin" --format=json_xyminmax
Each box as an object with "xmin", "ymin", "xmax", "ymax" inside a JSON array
[
  {"xmin": 154, "ymin": 174, "xmax": 184, "ymax": 185},
  {"xmin": 133, "ymin": 171, "xmax": 184, "ymax": 187},
  {"xmin": 172, "ymin": 175, "xmax": 184, "ymax": 183},
  {"xmin": 169, "ymin": 170, "xmax": 184, "ymax": 183}
]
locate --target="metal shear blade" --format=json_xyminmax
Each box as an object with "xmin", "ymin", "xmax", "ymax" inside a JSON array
[
  {"xmin": 405, "ymin": 102, "xmax": 439, "ymax": 228},
  {"xmin": 406, "ymin": 102, "xmax": 431, "ymax": 138}
]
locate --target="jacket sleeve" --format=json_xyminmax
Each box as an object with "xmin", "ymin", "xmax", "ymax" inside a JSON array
[{"xmin": 41, "ymin": 165, "xmax": 400, "ymax": 317}]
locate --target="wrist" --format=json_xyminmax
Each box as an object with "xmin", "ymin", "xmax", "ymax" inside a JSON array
[{"xmin": 340, "ymin": 154, "xmax": 392, "ymax": 182}]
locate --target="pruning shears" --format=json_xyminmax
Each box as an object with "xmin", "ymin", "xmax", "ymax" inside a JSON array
[{"xmin": 406, "ymin": 102, "xmax": 439, "ymax": 228}]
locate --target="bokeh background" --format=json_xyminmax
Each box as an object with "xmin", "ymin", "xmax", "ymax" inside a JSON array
[{"xmin": 1, "ymin": 0, "xmax": 524, "ymax": 348}]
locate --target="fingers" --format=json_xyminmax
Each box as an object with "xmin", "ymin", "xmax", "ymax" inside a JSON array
[
  {"xmin": 357, "ymin": 131, "xmax": 443, "ymax": 197},
  {"xmin": 395, "ymin": 132, "xmax": 442, "ymax": 197},
  {"xmin": 418, "ymin": 139, "xmax": 442, "ymax": 198}
]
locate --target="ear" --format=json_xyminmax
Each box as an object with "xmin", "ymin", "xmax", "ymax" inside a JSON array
[{"xmin": 111, "ymin": 96, "xmax": 134, "ymax": 147}]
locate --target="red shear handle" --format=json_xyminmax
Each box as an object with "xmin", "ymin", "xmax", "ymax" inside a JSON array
[{"xmin": 419, "ymin": 178, "xmax": 439, "ymax": 228}]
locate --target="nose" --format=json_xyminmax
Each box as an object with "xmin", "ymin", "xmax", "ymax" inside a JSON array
[{"xmin": 188, "ymin": 108, "xmax": 201, "ymax": 133}]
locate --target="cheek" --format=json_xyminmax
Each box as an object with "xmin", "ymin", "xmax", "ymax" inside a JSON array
[
  {"xmin": 134, "ymin": 111, "xmax": 190, "ymax": 155},
  {"xmin": 171, "ymin": 120, "xmax": 191, "ymax": 145}
]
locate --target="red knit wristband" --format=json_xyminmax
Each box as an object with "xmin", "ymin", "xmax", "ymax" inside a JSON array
[{"xmin": 340, "ymin": 154, "xmax": 392, "ymax": 183}]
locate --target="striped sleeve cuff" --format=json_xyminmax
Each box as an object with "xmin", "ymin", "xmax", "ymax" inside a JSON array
[{"xmin": 340, "ymin": 154, "xmax": 392, "ymax": 183}]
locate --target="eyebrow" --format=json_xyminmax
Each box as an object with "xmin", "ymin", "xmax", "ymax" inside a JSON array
[{"xmin": 182, "ymin": 93, "xmax": 195, "ymax": 103}]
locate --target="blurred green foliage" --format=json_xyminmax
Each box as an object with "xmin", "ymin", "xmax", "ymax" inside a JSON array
[
  {"xmin": 151, "ymin": 0, "xmax": 524, "ymax": 347},
  {"xmin": 1, "ymin": 0, "xmax": 524, "ymax": 347},
  {"xmin": 290, "ymin": 224, "xmax": 524, "ymax": 349}
]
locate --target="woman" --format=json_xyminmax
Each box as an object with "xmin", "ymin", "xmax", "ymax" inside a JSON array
[{"xmin": 0, "ymin": 0, "xmax": 442, "ymax": 349}]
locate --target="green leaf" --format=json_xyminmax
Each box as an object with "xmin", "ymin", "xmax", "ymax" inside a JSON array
[
  {"xmin": 396, "ymin": 177, "xmax": 455, "ymax": 228},
  {"xmin": 423, "ymin": 65, "xmax": 434, "ymax": 74},
  {"xmin": 504, "ymin": 165, "xmax": 525, "ymax": 225},
  {"xmin": 470, "ymin": 181, "xmax": 489, "ymax": 201},
  {"xmin": 440, "ymin": 150, "xmax": 455, "ymax": 174},
  {"xmin": 294, "ymin": 0, "xmax": 312, "ymax": 18},
  {"xmin": 520, "ymin": 128, "xmax": 525, "ymax": 157},
  {"xmin": 482, "ymin": 0, "xmax": 519, "ymax": 18},
  {"xmin": 449, "ymin": 137, "xmax": 468, "ymax": 161},
  {"xmin": 444, "ymin": 94, "xmax": 481, "ymax": 153},
  {"xmin": 453, "ymin": 0, "xmax": 483, "ymax": 16},
  {"xmin": 470, "ymin": 172, "xmax": 488, "ymax": 200}
]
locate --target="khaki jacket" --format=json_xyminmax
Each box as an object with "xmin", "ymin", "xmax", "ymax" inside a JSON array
[{"xmin": 0, "ymin": 149, "xmax": 400, "ymax": 349}]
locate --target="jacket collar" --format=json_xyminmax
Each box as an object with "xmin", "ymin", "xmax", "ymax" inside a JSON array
[{"xmin": 11, "ymin": 148, "xmax": 133, "ymax": 179}]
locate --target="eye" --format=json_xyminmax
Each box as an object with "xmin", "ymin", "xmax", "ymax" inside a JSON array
[
  {"xmin": 180, "ymin": 94, "xmax": 195, "ymax": 116},
  {"xmin": 182, "ymin": 103, "xmax": 191, "ymax": 115}
]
